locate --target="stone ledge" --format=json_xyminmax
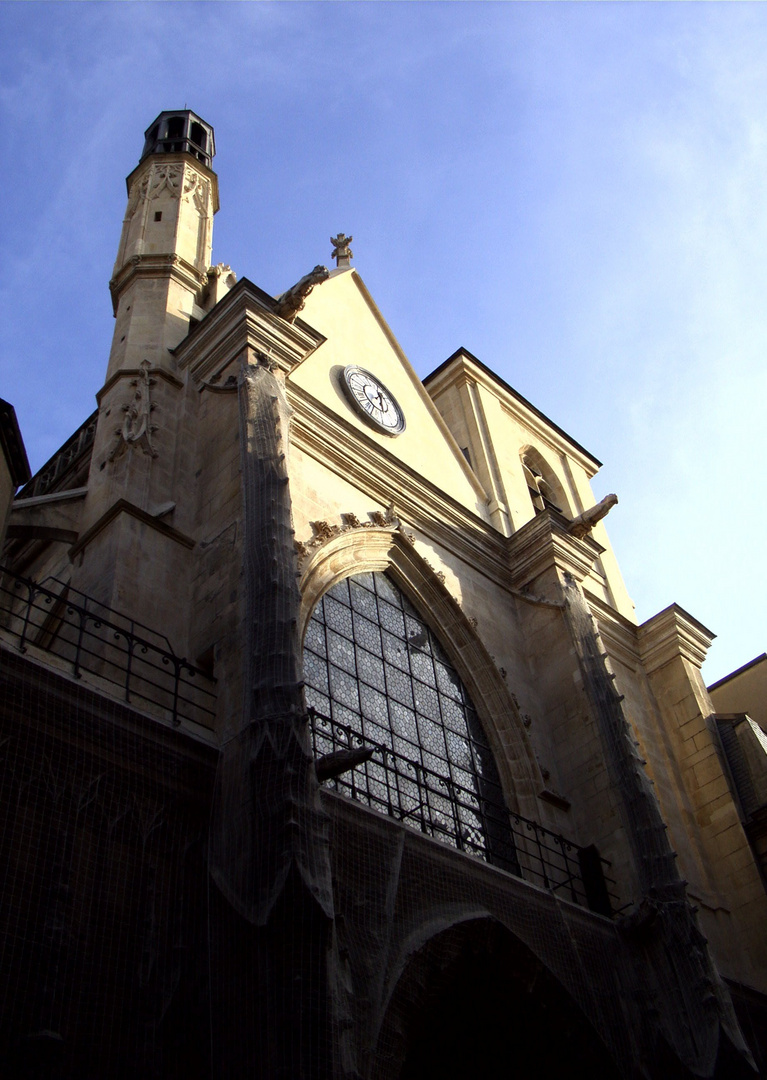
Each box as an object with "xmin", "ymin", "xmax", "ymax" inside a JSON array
[
  {"xmin": 70, "ymin": 498, "xmax": 195, "ymax": 560},
  {"xmin": 638, "ymin": 603, "xmax": 715, "ymax": 673},
  {"xmin": 507, "ymin": 509, "xmax": 604, "ymax": 590}
]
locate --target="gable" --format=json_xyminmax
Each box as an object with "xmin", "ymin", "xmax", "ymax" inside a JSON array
[{"xmin": 288, "ymin": 270, "xmax": 489, "ymax": 519}]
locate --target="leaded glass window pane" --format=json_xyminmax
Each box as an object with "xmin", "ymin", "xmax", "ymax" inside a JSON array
[{"xmin": 304, "ymin": 572, "xmax": 517, "ymax": 871}]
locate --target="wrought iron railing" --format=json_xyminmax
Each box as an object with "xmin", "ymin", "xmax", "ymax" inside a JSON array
[
  {"xmin": 0, "ymin": 567, "xmax": 216, "ymax": 729},
  {"xmin": 309, "ymin": 707, "xmax": 618, "ymax": 916},
  {"xmin": 17, "ymin": 411, "xmax": 98, "ymax": 500}
]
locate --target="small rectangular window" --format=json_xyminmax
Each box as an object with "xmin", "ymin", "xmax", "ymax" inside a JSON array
[{"xmin": 154, "ymin": 211, "xmax": 162, "ymax": 222}]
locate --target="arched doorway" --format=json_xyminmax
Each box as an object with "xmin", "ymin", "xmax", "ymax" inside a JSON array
[{"xmin": 375, "ymin": 919, "xmax": 622, "ymax": 1080}]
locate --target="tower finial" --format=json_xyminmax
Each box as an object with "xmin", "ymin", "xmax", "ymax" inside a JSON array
[{"xmin": 330, "ymin": 233, "xmax": 353, "ymax": 269}]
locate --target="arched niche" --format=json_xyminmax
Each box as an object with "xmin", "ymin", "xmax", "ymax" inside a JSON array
[
  {"xmin": 520, "ymin": 444, "xmax": 571, "ymax": 518},
  {"xmin": 298, "ymin": 526, "xmax": 542, "ymax": 818}
]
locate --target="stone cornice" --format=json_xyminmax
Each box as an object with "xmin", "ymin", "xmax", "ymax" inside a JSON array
[
  {"xmin": 70, "ymin": 499, "xmax": 195, "ymax": 561},
  {"xmin": 506, "ymin": 509, "xmax": 604, "ymax": 591},
  {"xmin": 8, "ymin": 487, "xmax": 87, "ymax": 544},
  {"xmin": 637, "ymin": 603, "xmax": 716, "ymax": 673},
  {"xmin": 424, "ymin": 350, "xmax": 601, "ymax": 477},
  {"xmin": 172, "ymin": 278, "xmax": 325, "ymax": 380},
  {"xmin": 96, "ymin": 365, "xmax": 184, "ymax": 405},
  {"xmin": 12, "ymin": 486, "xmax": 88, "ymax": 509},
  {"xmin": 109, "ymin": 253, "xmax": 208, "ymax": 314}
]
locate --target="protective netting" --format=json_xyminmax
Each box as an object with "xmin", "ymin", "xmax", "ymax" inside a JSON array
[
  {"xmin": 0, "ymin": 646, "xmax": 213, "ymax": 1080},
  {"xmin": 0, "ymin": 582, "xmax": 760, "ymax": 1076},
  {"xmin": 206, "ymin": 357, "xmax": 334, "ymax": 1079}
]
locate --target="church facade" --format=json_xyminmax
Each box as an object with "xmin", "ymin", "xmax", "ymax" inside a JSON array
[{"xmin": 1, "ymin": 111, "xmax": 765, "ymax": 1079}]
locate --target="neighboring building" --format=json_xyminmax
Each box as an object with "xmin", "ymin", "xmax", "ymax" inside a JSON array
[
  {"xmin": 0, "ymin": 111, "xmax": 765, "ymax": 1079},
  {"xmin": 710, "ymin": 655, "xmax": 767, "ymax": 733},
  {"xmin": 708, "ymin": 656, "xmax": 767, "ymax": 964},
  {"xmin": 0, "ymin": 398, "xmax": 30, "ymax": 545}
]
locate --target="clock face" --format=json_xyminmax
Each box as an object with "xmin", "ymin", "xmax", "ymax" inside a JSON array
[{"xmin": 342, "ymin": 366, "xmax": 406, "ymax": 436}]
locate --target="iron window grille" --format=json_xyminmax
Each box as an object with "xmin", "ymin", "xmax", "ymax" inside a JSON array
[
  {"xmin": 304, "ymin": 571, "xmax": 617, "ymax": 914},
  {"xmin": 304, "ymin": 572, "xmax": 519, "ymax": 873}
]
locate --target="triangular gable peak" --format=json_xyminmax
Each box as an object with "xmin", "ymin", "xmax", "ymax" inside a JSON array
[
  {"xmin": 288, "ymin": 269, "xmax": 491, "ymax": 523},
  {"xmin": 423, "ymin": 346, "xmax": 604, "ymax": 537}
]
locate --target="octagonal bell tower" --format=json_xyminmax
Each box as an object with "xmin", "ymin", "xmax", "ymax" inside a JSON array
[{"xmin": 106, "ymin": 110, "xmax": 219, "ymax": 382}]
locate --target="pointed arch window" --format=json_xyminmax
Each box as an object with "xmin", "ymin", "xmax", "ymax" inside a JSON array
[
  {"xmin": 303, "ymin": 571, "xmax": 517, "ymax": 871},
  {"xmin": 521, "ymin": 454, "xmax": 563, "ymax": 516}
]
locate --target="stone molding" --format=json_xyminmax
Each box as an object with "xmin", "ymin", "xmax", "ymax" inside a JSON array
[
  {"xmin": 70, "ymin": 498, "xmax": 195, "ymax": 561},
  {"xmin": 637, "ymin": 603, "xmax": 715, "ymax": 673},
  {"xmin": 587, "ymin": 592, "xmax": 641, "ymax": 672},
  {"xmin": 109, "ymin": 252, "xmax": 207, "ymax": 314},
  {"xmin": 506, "ymin": 509, "xmax": 604, "ymax": 591},
  {"xmin": 172, "ymin": 278, "xmax": 326, "ymax": 381},
  {"xmin": 7, "ymin": 487, "xmax": 87, "ymax": 545},
  {"xmin": 97, "ymin": 365, "xmax": 183, "ymax": 406},
  {"xmin": 11, "ymin": 487, "xmax": 88, "ymax": 509},
  {"xmin": 424, "ymin": 351, "xmax": 601, "ymax": 478}
]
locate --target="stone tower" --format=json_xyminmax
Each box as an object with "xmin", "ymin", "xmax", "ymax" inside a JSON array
[
  {"xmin": 106, "ymin": 110, "xmax": 218, "ymax": 381},
  {"xmin": 73, "ymin": 110, "xmax": 231, "ymax": 632}
]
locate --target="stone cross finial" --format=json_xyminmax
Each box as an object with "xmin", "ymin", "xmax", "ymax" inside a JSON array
[{"xmin": 330, "ymin": 233, "xmax": 353, "ymax": 268}]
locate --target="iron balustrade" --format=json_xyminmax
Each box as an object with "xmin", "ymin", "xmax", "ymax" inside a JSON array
[
  {"xmin": 309, "ymin": 706, "xmax": 618, "ymax": 916},
  {"xmin": 0, "ymin": 567, "xmax": 216, "ymax": 729}
]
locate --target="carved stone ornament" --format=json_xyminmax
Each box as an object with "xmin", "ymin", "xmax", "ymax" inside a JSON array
[
  {"xmin": 275, "ymin": 265, "xmax": 330, "ymax": 322},
  {"xmin": 183, "ymin": 167, "xmax": 210, "ymax": 213},
  {"xmin": 310, "ymin": 520, "xmax": 339, "ymax": 545},
  {"xmin": 421, "ymin": 557, "xmax": 446, "ymax": 585},
  {"xmin": 126, "ymin": 172, "xmax": 151, "ymax": 216},
  {"xmin": 108, "ymin": 360, "xmax": 159, "ymax": 461},
  {"xmin": 149, "ymin": 162, "xmax": 183, "ymax": 199},
  {"xmin": 297, "ymin": 505, "xmax": 406, "ymax": 565}
]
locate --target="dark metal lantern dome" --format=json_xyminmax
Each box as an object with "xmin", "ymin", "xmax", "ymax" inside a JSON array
[{"xmin": 140, "ymin": 110, "xmax": 215, "ymax": 168}]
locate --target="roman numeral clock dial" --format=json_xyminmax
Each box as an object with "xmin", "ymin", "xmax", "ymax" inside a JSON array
[{"xmin": 341, "ymin": 366, "xmax": 406, "ymax": 436}]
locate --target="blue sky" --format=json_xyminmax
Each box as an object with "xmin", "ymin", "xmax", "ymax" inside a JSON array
[{"xmin": 0, "ymin": 2, "xmax": 765, "ymax": 683}]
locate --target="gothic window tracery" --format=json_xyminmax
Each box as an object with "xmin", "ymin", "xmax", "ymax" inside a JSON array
[{"xmin": 303, "ymin": 571, "xmax": 517, "ymax": 871}]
